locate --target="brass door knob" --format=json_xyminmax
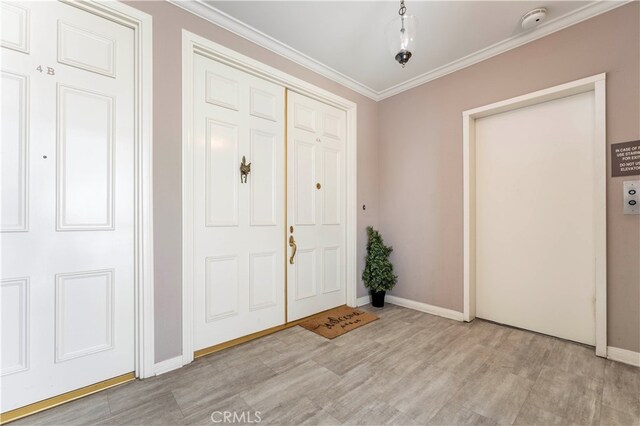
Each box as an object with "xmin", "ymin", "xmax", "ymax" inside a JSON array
[{"xmin": 316, "ymin": 183, "xmax": 321, "ymax": 189}]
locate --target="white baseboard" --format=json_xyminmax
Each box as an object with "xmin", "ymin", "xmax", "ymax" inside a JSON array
[
  {"xmin": 355, "ymin": 295, "xmax": 370, "ymax": 307},
  {"xmin": 607, "ymin": 346, "xmax": 640, "ymax": 367},
  {"xmin": 385, "ymin": 295, "xmax": 464, "ymax": 322},
  {"xmin": 154, "ymin": 355, "xmax": 184, "ymax": 376}
]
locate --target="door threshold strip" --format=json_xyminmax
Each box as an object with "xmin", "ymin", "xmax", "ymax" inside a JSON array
[
  {"xmin": 194, "ymin": 304, "xmax": 347, "ymax": 359},
  {"xmin": 0, "ymin": 372, "xmax": 135, "ymax": 425}
]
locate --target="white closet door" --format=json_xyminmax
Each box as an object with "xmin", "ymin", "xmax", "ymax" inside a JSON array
[
  {"xmin": 192, "ymin": 54, "xmax": 285, "ymax": 350},
  {"xmin": 287, "ymin": 91, "xmax": 346, "ymax": 321},
  {"xmin": 1, "ymin": 1, "xmax": 135, "ymax": 412},
  {"xmin": 475, "ymin": 91, "xmax": 596, "ymax": 345}
]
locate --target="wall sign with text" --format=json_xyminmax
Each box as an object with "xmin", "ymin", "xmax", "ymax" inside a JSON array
[{"xmin": 611, "ymin": 140, "xmax": 640, "ymax": 177}]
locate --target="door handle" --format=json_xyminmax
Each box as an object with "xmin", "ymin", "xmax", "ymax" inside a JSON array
[{"xmin": 289, "ymin": 235, "xmax": 297, "ymax": 264}]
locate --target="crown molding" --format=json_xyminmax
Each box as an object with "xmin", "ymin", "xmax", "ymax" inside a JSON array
[
  {"xmin": 168, "ymin": 0, "xmax": 631, "ymax": 102},
  {"xmin": 167, "ymin": 0, "xmax": 380, "ymax": 100}
]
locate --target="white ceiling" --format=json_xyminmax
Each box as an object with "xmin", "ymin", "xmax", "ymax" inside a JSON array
[{"xmin": 187, "ymin": 0, "xmax": 628, "ymax": 99}]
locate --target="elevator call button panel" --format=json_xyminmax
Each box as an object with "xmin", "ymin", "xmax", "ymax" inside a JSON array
[{"xmin": 623, "ymin": 181, "xmax": 640, "ymax": 215}]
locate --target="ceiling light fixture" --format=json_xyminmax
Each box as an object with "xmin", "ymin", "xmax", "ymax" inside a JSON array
[{"xmin": 385, "ymin": 0, "xmax": 417, "ymax": 68}]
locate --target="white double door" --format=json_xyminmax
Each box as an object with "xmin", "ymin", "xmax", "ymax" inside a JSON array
[
  {"xmin": 1, "ymin": 1, "xmax": 135, "ymax": 412},
  {"xmin": 475, "ymin": 91, "xmax": 597, "ymax": 345},
  {"xmin": 191, "ymin": 55, "xmax": 346, "ymax": 351}
]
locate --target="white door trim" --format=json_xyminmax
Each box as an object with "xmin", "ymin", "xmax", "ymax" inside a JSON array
[
  {"xmin": 60, "ymin": 0, "xmax": 155, "ymax": 378},
  {"xmin": 181, "ymin": 30, "xmax": 358, "ymax": 365},
  {"xmin": 462, "ymin": 73, "xmax": 607, "ymax": 356}
]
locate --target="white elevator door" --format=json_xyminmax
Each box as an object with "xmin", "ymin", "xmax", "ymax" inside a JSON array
[
  {"xmin": 287, "ymin": 91, "xmax": 346, "ymax": 321},
  {"xmin": 1, "ymin": 1, "xmax": 135, "ymax": 412},
  {"xmin": 475, "ymin": 91, "xmax": 596, "ymax": 345},
  {"xmin": 192, "ymin": 54, "xmax": 285, "ymax": 350}
]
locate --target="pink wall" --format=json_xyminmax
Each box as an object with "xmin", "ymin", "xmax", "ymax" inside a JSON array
[
  {"xmin": 378, "ymin": 3, "xmax": 640, "ymax": 352},
  {"xmin": 124, "ymin": 1, "xmax": 379, "ymax": 362},
  {"xmin": 125, "ymin": 0, "xmax": 638, "ymax": 361}
]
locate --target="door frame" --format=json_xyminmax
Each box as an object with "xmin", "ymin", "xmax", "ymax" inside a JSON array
[
  {"xmin": 181, "ymin": 30, "xmax": 358, "ymax": 365},
  {"xmin": 462, "ymin": 74, "xmax": 607, "ymax": 356},
  {"xmin": 60, "ymin": 0, "xmax": 155, "ymax": 377}
]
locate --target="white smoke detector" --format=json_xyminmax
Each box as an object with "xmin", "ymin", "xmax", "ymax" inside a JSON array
[{"xmin": 520, "ymin": 7, "xmax": 547, "ymax": 30}]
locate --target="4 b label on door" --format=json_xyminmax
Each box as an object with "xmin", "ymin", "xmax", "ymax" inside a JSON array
[{"xmin": 35, "ymin": 65, "xmax": 55, "ymax": 75}]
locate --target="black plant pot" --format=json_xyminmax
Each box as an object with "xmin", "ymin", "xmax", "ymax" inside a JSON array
[{"xmin": 371, "ymin": 290, "xmax": 386, "ymax": 308}]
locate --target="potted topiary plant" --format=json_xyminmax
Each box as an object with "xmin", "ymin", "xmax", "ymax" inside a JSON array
[{"xmin": 362, "ymin": 226, "xmax": 398, "ymax": 307}]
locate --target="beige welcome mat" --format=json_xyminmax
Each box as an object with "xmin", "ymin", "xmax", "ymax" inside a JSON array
[{"xmin": 299, "ymin": 306, "xmax": 378, "ymax": 339}]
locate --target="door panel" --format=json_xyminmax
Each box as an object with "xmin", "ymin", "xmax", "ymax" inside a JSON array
[
  {"xmin": 1, "ymin": 71, "xmax": 28, "ymax": 231},
  {"xmin": 204, "ymin": 256, "xmax": 239, "ymax": 321},
  {"xmin": 57, "ymin": 21, "xmax": 116, "ymax": 77},
  {"xmin": 322, "ymin": 112, "xmax": 342, "ymax": 140},
  {"xmin": 206, "ymin": 71, "xmax": 239, "ymax": 110},
  {"xmin": 287, "ymin": 92, "xmax": 346, "ymax": 320},
  {"xmin": 55, "ymin": 270, "xmax": 114, "ymax": 362},
  {"xmin": 249, "ymin": 87, "xmax": 278, "ymax": 121},
  {"xmin": 475, "ymin": 92, "xmax": 596, "ymax": 345},
  {"xmin": 294, "ymin": 248, "xmax": 317, "ymax": 300},
  {"xmin": 322, "ymin": 247, "xmax": 341, "ymax": 294},
  {"xmin": 294, "ymin": 141, "xmax": 316, "ymax": 225},
  {"xmin": 249, "ymin": 130, "xmax": 277, "ymax": 226},
  {"xmin": 57, "ymin": 85, "xmax": 114, "ymax": 230},
  {"xmin": 293, "ymin": 102, "xmax": 316, "ymax": 133},
  {"xmin": 322, "ymin": 149, "xmax": 341, "ymax": 225},
  {"xmin": 249, "ymin": 252, "xmax": 277, "ymax": 310},
  {"xmin": 1, "ymin": 1, "xmax": 135, "ymax": 413},
  {"xmin": 193, "ymin": 54, "xmax": 285, "ymax": 350},
  {"xmin": 0, "ymin": 278, "xmax": 29, "ymax": 376},
  {"xmin": 205, "ymin": 119, "xmax": 239, "ymax": 227},
  {"xmin": 0, "ymin": 2, "xmax": 29, "ymax": 53}
]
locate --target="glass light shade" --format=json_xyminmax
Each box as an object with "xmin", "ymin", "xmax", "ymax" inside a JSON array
[{"xmin": 385, "ymin": 14, "xmax": 417, "ymax": 67}]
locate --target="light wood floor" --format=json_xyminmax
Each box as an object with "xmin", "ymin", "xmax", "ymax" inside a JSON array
[{"xmin": 12, "ymin": 304, "xmax": 640, "ymax": 425}]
